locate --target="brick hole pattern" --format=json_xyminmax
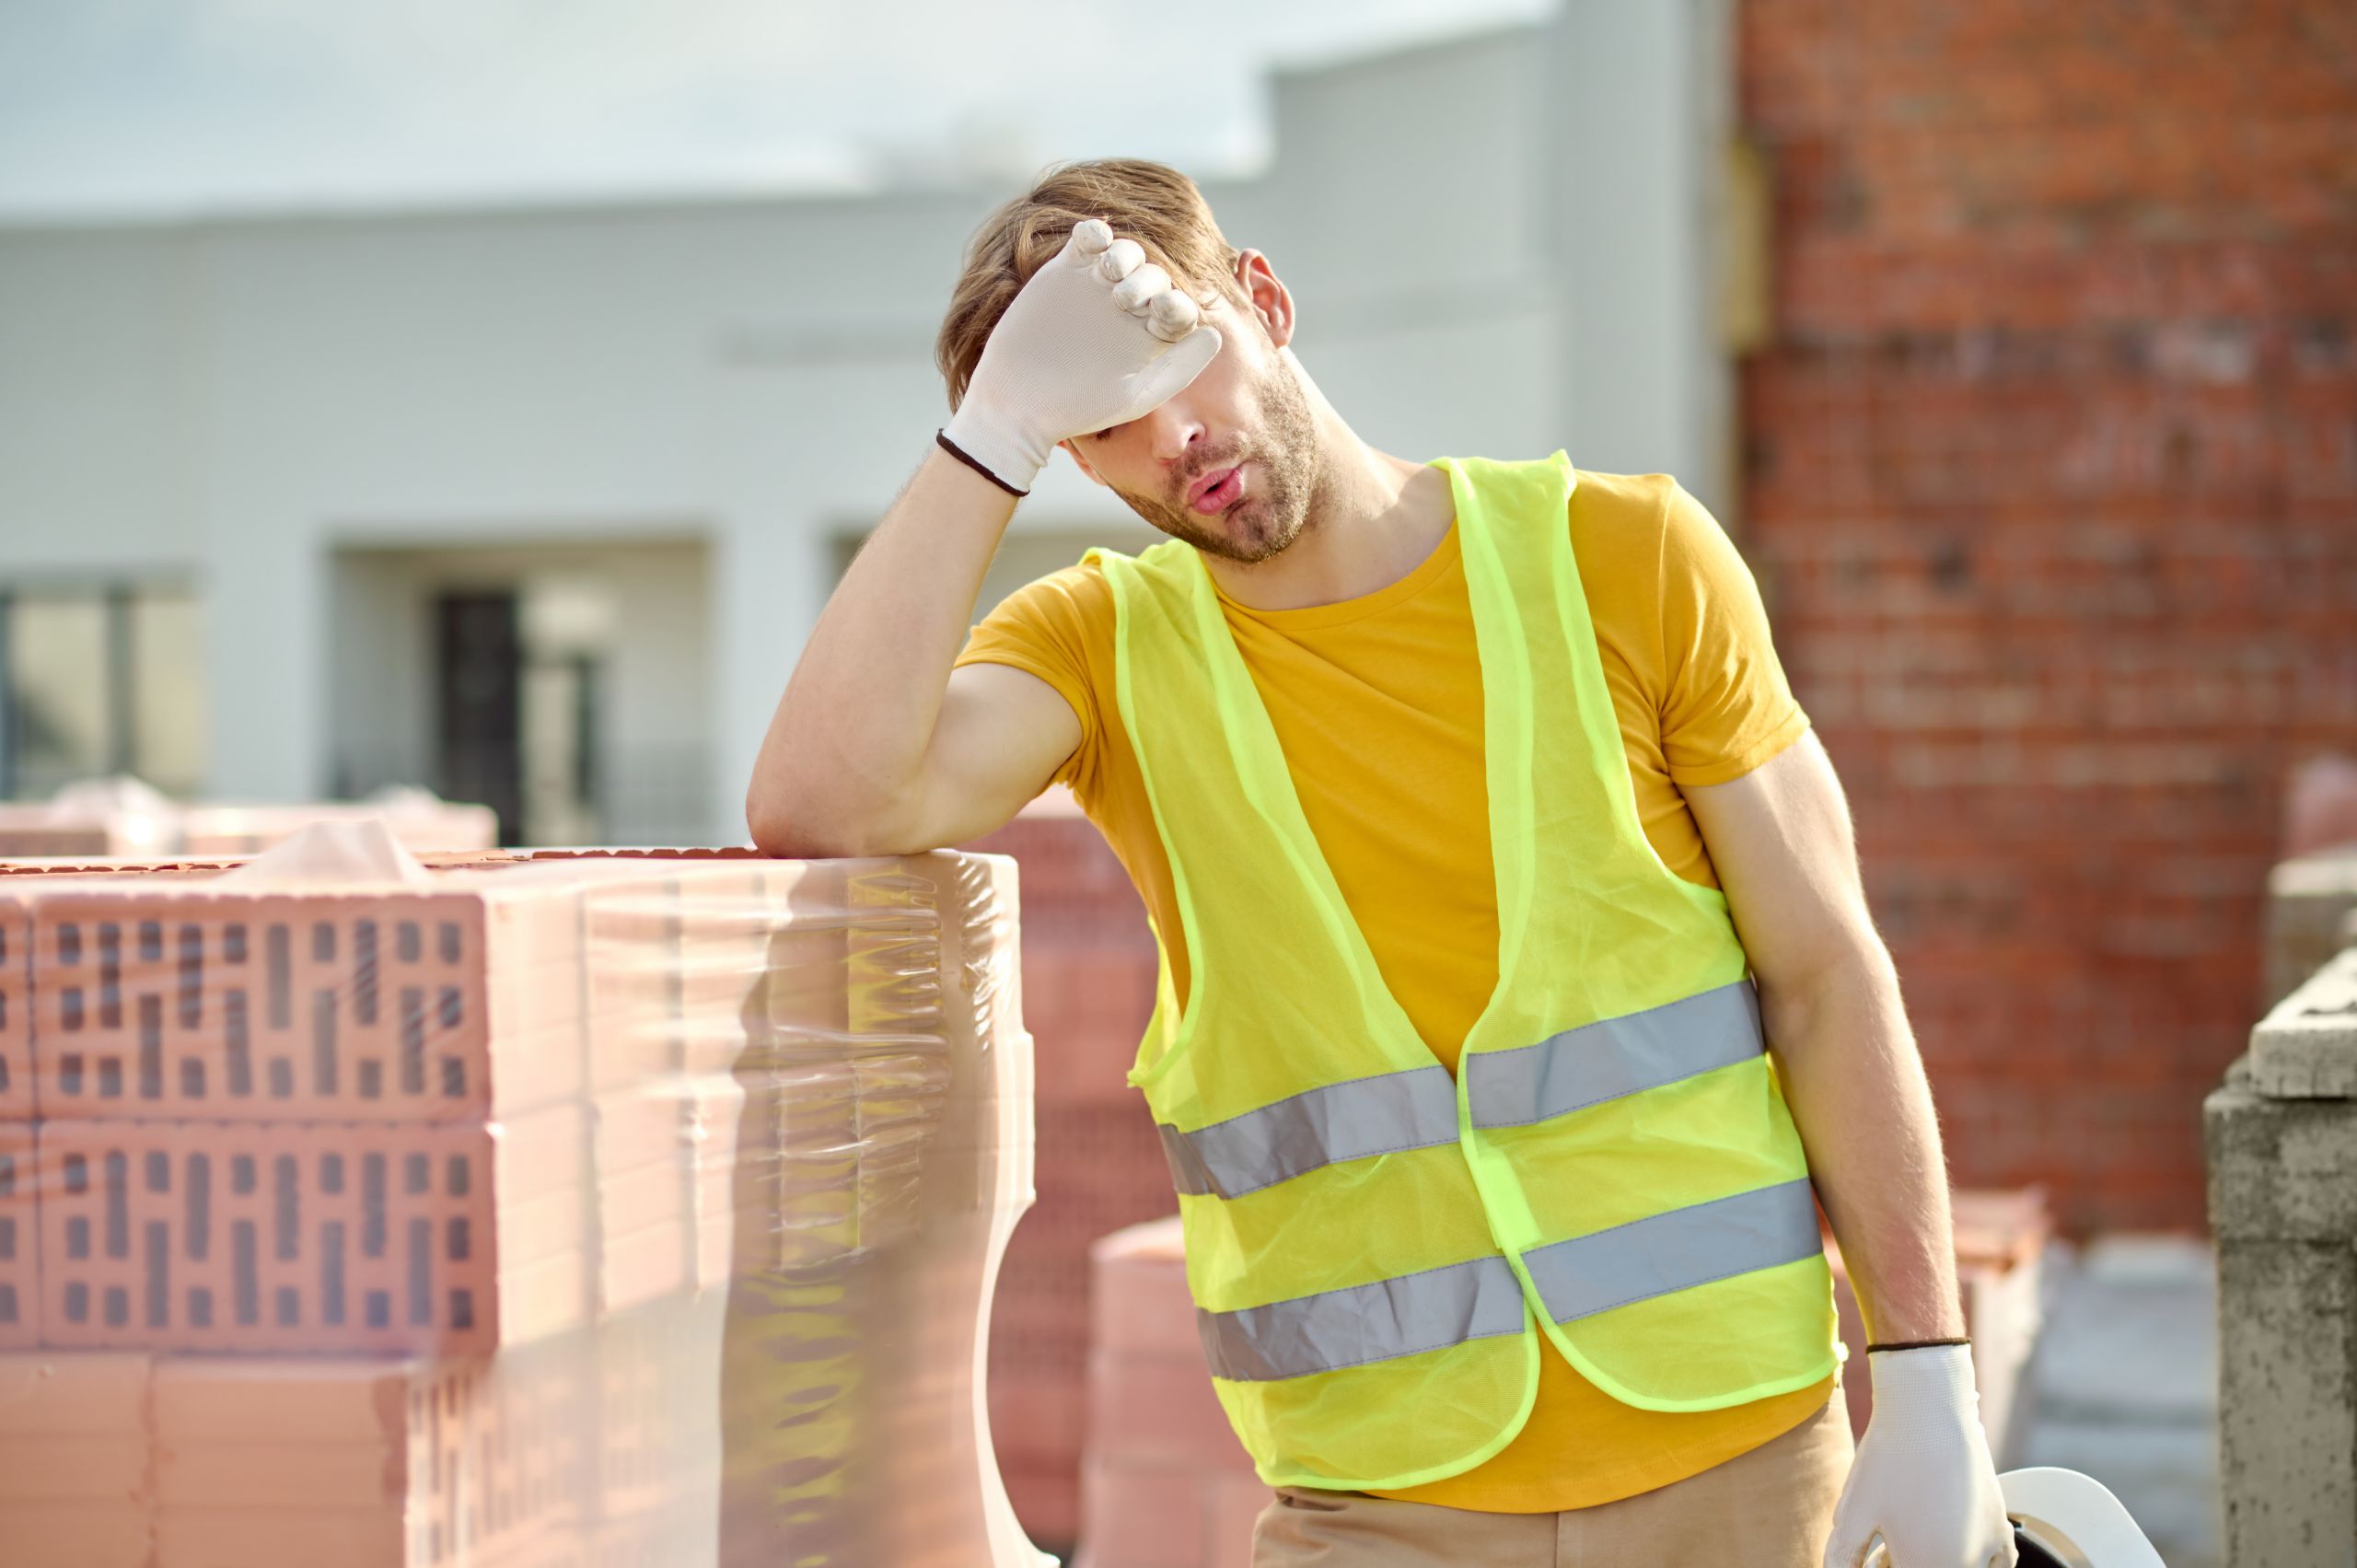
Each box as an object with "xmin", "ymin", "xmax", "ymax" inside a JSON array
[
  {"xmin": 0, "ymin": 1121, "xmax": 33, "ymax": 1345},
  {"xmin": 32, "ymin": 895, "xmax": 489, "ymax": 1124},
  {"xmin": 36, "ymin": 1120, "xmax": 498, "ymax": 1353},
  {"xmin": 0, "ymin": 907, "xmax": 28, "ymax": 1121},
  {"xmin": 407, "ymin": 1346, "xmax": 592, "ymax": 1568}
]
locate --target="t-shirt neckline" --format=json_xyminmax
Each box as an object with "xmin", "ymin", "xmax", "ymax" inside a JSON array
[{"xmin": 1207, "ymin": 465, "xmax": 1462, "ymax": 632}]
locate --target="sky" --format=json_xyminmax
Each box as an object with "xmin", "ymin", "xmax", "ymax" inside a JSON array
[{"xmin": 0, "ymin": 0, "xmax": 1550, "ymax": 219}]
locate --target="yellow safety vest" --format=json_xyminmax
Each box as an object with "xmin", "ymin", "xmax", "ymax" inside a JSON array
[{"xmin": 1083, "ymin": 452, "xmax": 1840, "ymax": 1491}]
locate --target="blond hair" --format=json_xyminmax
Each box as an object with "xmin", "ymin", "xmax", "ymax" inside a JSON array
[{"xmin": 935, "ymin": 158, "xmax": 1244, "ymax": 412}]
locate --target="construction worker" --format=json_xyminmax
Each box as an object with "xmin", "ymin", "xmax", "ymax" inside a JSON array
[{"xmin": 749, "ymin": 159, "xmax": 2017, "ymax": 1568}]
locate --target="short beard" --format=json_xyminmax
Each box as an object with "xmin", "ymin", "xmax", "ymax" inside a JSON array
[{"xmin": 1108, "ymin": 356, "xmax": 1319, "ymax": 565}]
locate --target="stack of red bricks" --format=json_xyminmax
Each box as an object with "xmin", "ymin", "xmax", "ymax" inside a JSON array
[
  {"xmin": 0, "ymin": 839, "xmax": 1039, "ymax": 1567},
  {"xmin": 1072, "ymin": 1219, "xmax": 1262, "ymax": 1568}
]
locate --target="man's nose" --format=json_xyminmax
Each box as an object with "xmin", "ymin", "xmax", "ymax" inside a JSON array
[{"xmin": 1144, "ymin": 401, "xmax": 1205, "ymax": 466}]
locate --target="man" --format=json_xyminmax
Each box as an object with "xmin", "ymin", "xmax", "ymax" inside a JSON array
[{"xmin": 748, "ymin": 159, "xmax": 2014, "ymax": 1568}]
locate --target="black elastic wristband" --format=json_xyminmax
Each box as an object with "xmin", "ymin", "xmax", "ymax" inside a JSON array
[
  {"xmin": 935, "ymin": 430, "xmax": 1028, "ymax": 498},
  {"xmin": 1864, "ymin": 1336, "xmax": 1972, "ymax": 1353}
]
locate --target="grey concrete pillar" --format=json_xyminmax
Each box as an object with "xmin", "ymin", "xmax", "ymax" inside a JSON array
[{"xmin": 2207, "ymin": 947, "xmax": 2357, "ymax": 1566}]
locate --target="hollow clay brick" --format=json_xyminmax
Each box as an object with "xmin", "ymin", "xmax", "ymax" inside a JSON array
[
  {"xmin": 0, "ymin": 1121, "xmax": 34, "ymax": 1346},
  {"xmin": 0, "ymin": 1499, "xmax": 152, "ymax": 1568},
  {"xmin": 149, "ymin": 1345, "xmax": 595, "ymax": 1567},
  {"xmin": 26, "ymin": 875, "xmax": 591, "ymax": 1123},
  {"xmin": 32, "ymin": 1107, "xmax": 586, "ymax": 1354},
  {"xmin": 0, "ymin": 899, "xmax": 28, "ymax": 1121},
  {"xmin": 0, "ymin": 1433, "xmax": 147, "ymax": 1502},
  {"xmin": 155, "ymin": 1504, "xmax": 411, "ymax": 1568},
  {"xmin": 0, "ymin": 1348, "xmax": 146, "ymax": 1434}
]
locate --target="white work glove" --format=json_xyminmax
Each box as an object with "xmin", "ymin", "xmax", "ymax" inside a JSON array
[
  {"xmin": 940, "ymin": 218, "xmax": 1224, "ymax": 494},
  {"xmin": 1826, "ymin": 1345, "xmax": 2017, "ymax": 1568}
]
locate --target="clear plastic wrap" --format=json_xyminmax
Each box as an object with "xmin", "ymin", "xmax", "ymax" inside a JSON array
[{"xmin": 0, "ymin": 828, "xmax": 1042, "ymax": 1567}]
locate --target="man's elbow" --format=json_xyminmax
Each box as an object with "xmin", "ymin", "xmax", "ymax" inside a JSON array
[{"xmin": 743, "ymin": 779, "xmax": 911, "ymax": 859}]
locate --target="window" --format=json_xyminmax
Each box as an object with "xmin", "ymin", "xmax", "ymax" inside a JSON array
[{"xmin": 0, "ymin": 583, "xmax": 206, "ymax": 799}]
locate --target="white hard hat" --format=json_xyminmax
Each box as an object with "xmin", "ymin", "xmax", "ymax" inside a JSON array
[
  {"xmin": 1864, "ymin": 1469, "xmax": 2166, "ymax": 1568},
  {"xmin": 2001, "ymin": 1468, "xmax": 2167, "ymax": 1567}
]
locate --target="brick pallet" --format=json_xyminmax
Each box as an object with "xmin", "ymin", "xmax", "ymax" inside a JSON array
[{"xmin": 0, "ymin": 835, "xmax": 1043, "ymax": 1566}]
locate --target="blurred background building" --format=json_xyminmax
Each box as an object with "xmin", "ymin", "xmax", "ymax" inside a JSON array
[
  {"xmin": 0, "ymin": 6, "xmax": 1733, "ymax": 851},
  {"xmin": 2, "ymin": 3, "xmax": 2351, "ymax": 1562}
]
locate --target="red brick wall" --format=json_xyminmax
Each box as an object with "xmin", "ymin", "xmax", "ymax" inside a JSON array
[{"xmin": 1737, "ymin": 3, "xmax": 2357, "ymax": 1232}]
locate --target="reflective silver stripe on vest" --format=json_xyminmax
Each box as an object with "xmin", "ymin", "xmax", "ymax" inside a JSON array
[
  {"xmin": 1195, "ymin": 1180, "xmax": 1819, "ymax": 1381},
  {"xmin": 1199, "ymin": 1254, "xmax": 1527, "ymax": 1383},
  {"xmin": 1464, "ymin": 980, "xmax": 1765, "ymax": 1130},
  {"xmin": 1524, "ymin": 1179, "xmax": 1822, "ymax": 1324},
  {"xmin": 1158, "ymin": 1064, "xmax": 1459, "ymax": 1200}
]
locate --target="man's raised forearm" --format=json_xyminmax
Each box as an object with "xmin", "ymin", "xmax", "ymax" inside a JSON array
[
  {"xmin": 1764, "ymin": 949, "xmax": 1968, "ymax": 1345},
  {"xmin": 748, "ymin": 219, "xmax": 1223, "ymax": 854},
  {"xmin": 746, "ymin": 445, "xmax": 1015, "ymax": 854}
]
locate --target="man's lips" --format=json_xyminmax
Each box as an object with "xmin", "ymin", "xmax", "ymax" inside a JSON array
[{"xmin": 1188, "ymin": 465, "xmax": 1243, "ymax": 515}]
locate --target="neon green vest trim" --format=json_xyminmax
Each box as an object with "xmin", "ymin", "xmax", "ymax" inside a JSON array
[{"xmin": 1086, "ymin": 452, "xmax": 1839, "ymax": 1490}]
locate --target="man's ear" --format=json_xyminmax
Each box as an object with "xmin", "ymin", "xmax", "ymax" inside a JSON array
[
  {"xmin": 1232, "ymin": 249, "xmax": 1295, "ymax": 350},
  {"xmin": 1058, "ymin": 437, "xmax": 1110, "ymax": 487}
]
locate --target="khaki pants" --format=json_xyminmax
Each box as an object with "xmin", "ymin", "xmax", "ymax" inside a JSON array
[{"xmin": 1248, "ymin": 1383, "xmax": 1854, "ymax": 1567}]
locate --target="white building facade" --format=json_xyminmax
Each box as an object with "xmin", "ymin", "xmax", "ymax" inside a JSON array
[{"xmin": 0, "ymin": 4, "xmax": 1744, "ymax": 844}]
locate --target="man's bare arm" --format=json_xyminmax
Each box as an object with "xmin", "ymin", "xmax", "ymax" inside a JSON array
[
  {"xmin": 747, "ymin": 219, "xmax": 1219, "ymax": 857},
  {"xmin": 745, "ymin": 447, "xmax": 1078, "ymax": 856},
  {"xmin": 1682, "ymin": 729, "xmax": 1967, "ymax": 1344}
]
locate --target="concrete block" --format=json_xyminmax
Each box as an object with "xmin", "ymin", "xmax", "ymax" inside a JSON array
[
  {"xmin": 2265, "ymin": 847, "xmax": 2357, "ymax": 1011},
  {"xmin": 2213, "ymin": 1238, "xmax": 2357, "ymax": 1566},
  {"xmin": 2251, "ymin": 947, "xmax": 2357, "ymax": 1098},
  {"xmin": 2206, "ymin": 1065, "xmax": 2357, "ymax": 1241}
]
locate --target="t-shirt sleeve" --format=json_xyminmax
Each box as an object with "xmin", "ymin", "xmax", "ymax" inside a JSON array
[
  {"xmin": 952, "ymin": 563, "xmax": 1106, "ymax": 799},
  {"xmin": 1654, "ymin": 482, "xmax": 1812, "ymax": 787}
]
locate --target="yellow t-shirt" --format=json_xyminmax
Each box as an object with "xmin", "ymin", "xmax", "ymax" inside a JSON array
[{"xmin": 955, "ymin": 467, "xmax": 1835, "ymax": 1513}]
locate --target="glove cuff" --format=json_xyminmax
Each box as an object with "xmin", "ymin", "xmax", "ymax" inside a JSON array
[
  {"xmin": 1864, "ymin": 1340, "xmax": 1980, "ymax": 1407},
  {"xmin": 940, "ymin": 403, "xmax": 1046, "ymax": 497},
  {"xmin": 936, "ymin": 430, "xmax": 1029, "ymax": 498}
]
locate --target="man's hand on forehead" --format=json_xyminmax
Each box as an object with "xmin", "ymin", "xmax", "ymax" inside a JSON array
[{"xmin": 939, "ymin": 217, "xmax": 1223, "ymax": 496}]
